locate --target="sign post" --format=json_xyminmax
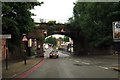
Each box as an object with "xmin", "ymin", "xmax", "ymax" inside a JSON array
[
  {"xmin": 113, "ymin": 21, "xmax": 120, "ymax": 42},
  {"xmin": 22, "ymin": 34, "xmax": 28, "ymax": 65},
  {"xmin": 113, "ymin": 21, "xmax": 120, "ymax": 54}
]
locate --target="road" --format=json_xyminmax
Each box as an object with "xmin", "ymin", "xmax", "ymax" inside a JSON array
[{"xmin": 17, "ymin": 47, "xmax": 119, "ymax": 78}]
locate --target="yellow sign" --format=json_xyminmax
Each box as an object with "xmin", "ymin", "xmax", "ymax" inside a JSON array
[{"xmin": 28, "ymin": 39, "xmax": 32, "ymax": 47}]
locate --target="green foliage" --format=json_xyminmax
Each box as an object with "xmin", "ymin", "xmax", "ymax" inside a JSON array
[
  {"xmin": 48, "ymin": 21, "xmax": 56, "ymax": 25},
  {"xmin": 58, "ymin": 37, "xmax": 63, "ymax": 40},
  {"xmin": 2, "ymin": 2, "xmax": 42, "ymax": 35},
  {"xmin": 63, "ymin": 36, "xmax": 69, "ymax": 42},
  {"xmin": 36, "ymin": 36, "xmax": 44, "ymax": 42},
  {"xmin": 2, "ymin": 2, "xmax": 43, "ymax": 55},
  {"xmin": 58, "ymin": 36, "xmax": 69, "ymax": 42},
  {"xmin": 71, "ymin": 2, "xmax": 120, "ymax": 48},
  {"xmin": 45, "ymin": 36, "xmax": 57, "ymax": 46}
]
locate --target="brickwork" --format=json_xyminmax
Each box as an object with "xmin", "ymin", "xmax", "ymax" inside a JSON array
[
  {"xmin": 1, "ymin": 38, "xmax": 7, "ymax": 60},
  {"xmin": 0, "ymin": 39, "xmax": 2, "ymax": 61}
]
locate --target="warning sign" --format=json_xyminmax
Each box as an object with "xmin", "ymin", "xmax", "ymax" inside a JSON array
[{"xmin": 22, "ymin": 36, "xmax": 28, "ymax": 42}]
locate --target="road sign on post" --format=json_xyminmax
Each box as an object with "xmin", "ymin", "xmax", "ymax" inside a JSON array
[
  {"xmin": 28, "ymin": 39, "xmax": 32, "ymax": 47},
  {"xmin": 0, "ymin": 34, "xmax": 11, "ymax": 39},
  {"xmin": 28, "ymin": 39, "xmax": 32, "ymax": 56},
  {"xmin": 113, "ymin": 21, "xmax": 120, "ymax": 42},
  {"xmin": 22, "ymin": 34, "xmax": 28, "ymax": 65},
  {"xmin": 113, "ymin": 21, "xmax": 120, "ymax": 54},
  {"xmin": 22, "ymin": 36, "xmax": 28, "ymax": 42}
]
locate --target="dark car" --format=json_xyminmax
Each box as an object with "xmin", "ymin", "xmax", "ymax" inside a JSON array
[{"xmin": 49, "ymin": 50, "xmax": 59, "ymax": 58}]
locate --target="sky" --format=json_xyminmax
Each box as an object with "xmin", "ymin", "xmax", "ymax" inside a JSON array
[
  {"xmin": 45, "ymin": 34, "xmax": 65, "ymax": 39},
  {"xmin": 30, "ymin": 0, "xmax": 76, "ymax": 38},
  {"xmin": 30, "ymin": 0, "xmax": 77, "ymax": 23}
]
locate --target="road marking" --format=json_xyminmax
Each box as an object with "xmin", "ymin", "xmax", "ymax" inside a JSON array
[
  {"xmin": 12, "ymin": 74, "xmax": 17, "ymax": 78},
  {"xmin": 74, "ymin": 60, "xmax": 80, "ymax": 62},
  {"xmin": 82, "ymin": 62, "xmax": 90, "ymax": 65},
  {"xmin": 17, "ymin": 58, "xmax": 45, "ymax": 79},
  {"xmin": 98, "ymin": 66, "xmax": 109, "ymax": 70}
]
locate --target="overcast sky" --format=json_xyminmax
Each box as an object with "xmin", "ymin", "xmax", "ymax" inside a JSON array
[
  {"xmin": 30, "ymin": 0, "xmax": 77, "ymax": 23},
  {"xmin": 30, "ymin": 0, "xmax": 76, "ymax": 38}
]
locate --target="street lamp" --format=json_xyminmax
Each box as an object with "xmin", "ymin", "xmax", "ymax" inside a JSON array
[
  {"xmin": 43, "ymin": 30, "xmax": 47, "ymax": 37},
  {"xmin": 22, "ymin": 33, "xmax": 28, "ymax": 65},
  {"xmin": 28, "ymin": 38, "xmax": 32, "ymax": 56}
]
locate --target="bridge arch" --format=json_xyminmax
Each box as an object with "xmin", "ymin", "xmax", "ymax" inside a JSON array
[
  {"xmin": 27, "ymin": 23, "xmax": 87, "ymax": 56},
  {"xmin": 44, "ymin": 34, "xmax": 73, "ymax": 52}
]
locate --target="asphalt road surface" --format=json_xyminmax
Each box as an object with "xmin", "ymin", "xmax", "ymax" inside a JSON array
[{"xmin": 17, "ymin": 47, "xmax": 119, "ymax": 78}]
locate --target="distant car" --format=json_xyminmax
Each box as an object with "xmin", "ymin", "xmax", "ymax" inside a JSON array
[{"xmin": 49, "ymin": 50, "xmax": 59, "ymax": 58}]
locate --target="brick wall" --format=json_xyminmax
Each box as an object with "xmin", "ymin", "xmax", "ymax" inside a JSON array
[{"xmin": 1, "ymin": 38, "xmax": 6, "ymax": 60}]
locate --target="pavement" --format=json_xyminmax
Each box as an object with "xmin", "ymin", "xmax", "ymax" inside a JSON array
[
  {"xmin": 2, "ymin": 47, "xmax": 53, "ymax": 79},
  {"xmin": 2, "ymin": 56, "xmax": 44, "ymax": 78}
]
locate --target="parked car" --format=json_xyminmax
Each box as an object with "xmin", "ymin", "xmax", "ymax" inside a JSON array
[{"xmin": 49, "ymin": 50, "xmax": 59, "ymax": 58}]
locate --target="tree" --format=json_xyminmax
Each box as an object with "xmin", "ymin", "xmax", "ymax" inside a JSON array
[
  {"xmin": 2, "ymin": 2, "xmax": 43, "ymax": 37},
  {"xmin": 45, "ymin": 36, "xmax": 57, "ymax": 46},
  {"xmin": 71, "ymin": 2, "xmax": 120, "ymax": 49},
  {"xmin": 2, "ymin": 2, "xmax": 43, "ymax": 58},
  {"xmin": 58, "ymin": 37, "xmax": 63, "ymax": 40},
  {"xmin": 63, "ymin": 36, "xmax": 69, "ymax": 42},
  {"xmin": 48, "ymin": 21, "xmax": 56, "ymax": 25}
]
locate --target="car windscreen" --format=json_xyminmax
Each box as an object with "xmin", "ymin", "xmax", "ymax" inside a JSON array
[{"xmin": 52, "ymin": 50, "xmax": 58, "ymax": 53}]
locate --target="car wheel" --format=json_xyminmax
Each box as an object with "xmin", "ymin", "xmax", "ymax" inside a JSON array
[
  {"xmin": 49, "ymin": 56, "xmax": 52, "ymax": 58},
  {"xmin": 56, "ymin": 56, "xmax": 59, "ymax": 58}
]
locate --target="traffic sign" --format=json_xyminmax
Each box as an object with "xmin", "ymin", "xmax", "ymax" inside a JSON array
[
  {"xmin": 0, "ymin": 34, "xmax": 11, "ymax": 39},
  {"xmin": 28, "ymin": 39, "xmax": 32, "ymax": 47},
  {"xmin": 22, "ymin": 36, "xmax": 28, "ymax": 42},
  {"xmin": 113, "ymin": 21, "xmax": 120, "ymax": 42}
]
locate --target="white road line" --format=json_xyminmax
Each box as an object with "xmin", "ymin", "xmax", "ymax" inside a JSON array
[
  {"xmin": 74, "ymin": 60, "xmax": 80, "ymax": 62},
  {"xmin": 98, "ymin": 66, "xmax": 109, "ymax": 70},
  {"xmin": 82, "ymin": 62, "xmax": 90, "ymax": 65}
]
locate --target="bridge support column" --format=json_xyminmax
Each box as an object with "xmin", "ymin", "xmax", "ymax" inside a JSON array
[
  {"xmin": 36, "ymin": 40, "xmax": 44, "ymax": 57},
  {"xmin": 73, "ymin": 38, "xmax": 89, "ymax": 56}
]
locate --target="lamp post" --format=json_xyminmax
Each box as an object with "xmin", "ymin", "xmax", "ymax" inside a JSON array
[
  {"xmin": 113, "ymin": 21, "xmax": 120, "ymax": 55},
  {"xmin": 43, "ymin": 30, "xmax": 47, "ymax": 37},
  {"xmin": 22, "ymin": 34, "xmax": 28, "ymax": 65},
  {"xmin": 28, "ymin": 38, "xmax": 32, "ymax": 56},
  {"xmin": 41, "ymin": 30, "xmax": 47, "ymax": 56}
]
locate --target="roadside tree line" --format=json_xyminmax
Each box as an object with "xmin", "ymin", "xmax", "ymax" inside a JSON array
[
  {"xmin": 2, "ymin": 2, "xmax": 43, "ymax": 59},
  {"xmin": 68, "ymin": 2, "xmax": 120, "ymax": 54}
]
